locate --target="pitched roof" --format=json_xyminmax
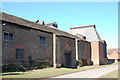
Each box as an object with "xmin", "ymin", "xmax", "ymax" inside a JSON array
[
  {"xmin": 70, "ymin": 24, "xmax": 95, "ymax": 30},
  {"xmin": 69, "ymin": 24, "xmax": 102, "ymax": 42},
  {"xmin": 0, "ymin": 12, "xmax": 87, "ymax": 41},
  {"xmin": 107, "ymin": 48, "xmax": 120, "ymax": 59},
  {"xmin": 107, "ymin": 48, "xmax": 120, "ymax": 54}
]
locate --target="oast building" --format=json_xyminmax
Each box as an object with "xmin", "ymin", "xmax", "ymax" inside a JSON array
[{"xmin": 0, "ymin": 12, "xmax": 108, "ymax": 68}]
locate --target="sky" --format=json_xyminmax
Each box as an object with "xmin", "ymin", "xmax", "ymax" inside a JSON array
[{"xmin": 1, "ymin": 2, "xmax": 118, "ymax": 49}]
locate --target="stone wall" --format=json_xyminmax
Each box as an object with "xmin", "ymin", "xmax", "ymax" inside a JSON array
[
  {"xmin": 2, "ymin": 21, "xmax": 53, "ymax": 65},
  {"xmin": 56, "ymin": 35, "xmax": 76, "ymax": 68},
  {"xmin": 78, "ymin": 41, "xmax": 91, "ymax": 64},
  {"xmin": 0, "ymin": 21, "xmax": 2, "ymax": 68}
]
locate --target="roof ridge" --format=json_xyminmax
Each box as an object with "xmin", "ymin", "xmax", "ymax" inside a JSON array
[
  {"xmin": 70, "ymin": 24, "xmax": 95, "ymax": 30},
  {"xmin": 1, "ymin": 12, "xmax": 86, "ymax": 41}
]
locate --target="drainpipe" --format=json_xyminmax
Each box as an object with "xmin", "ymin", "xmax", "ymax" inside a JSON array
[
  {"xmin": 75, "ymin": 39, "xmax": 79, "ymax": 68},
  {"xmin": 0, "ymin": 21, "xmax": 2, "ymax": 69},
  {"xmin": 75, "ymin": 39, "xmax": 78, "ymax": 61},
  {"xmin": 53, "ymin": 34, "xmax": 56, "ymax": 68}
]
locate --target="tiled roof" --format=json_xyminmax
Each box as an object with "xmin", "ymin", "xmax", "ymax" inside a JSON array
[
  {"xmin": 69, "ymin": 24, "xmax": 102, "ymax": 42},
  {"xmin": 107, "ymin": 48, "xmax": 120, "ymax": 59},
  {"xmin": 0, "ymin": 12, "xmax": 87, "ymax": 41},
  {"xmin": 107, "ymin": 49, "xmax": 120, "ymax": 54}
]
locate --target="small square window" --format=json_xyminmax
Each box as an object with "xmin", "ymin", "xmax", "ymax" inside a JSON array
[
  {"xmin": 3, "ymin": 32, "xmax": 13, "ymax": 41},
  {"xmin": 39, "ymin": 36, "xmax": 46, "ymax": 46}
]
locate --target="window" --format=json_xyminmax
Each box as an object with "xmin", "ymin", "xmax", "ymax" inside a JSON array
[
  {"xmin": 3, "ymin": 32, "xmax": 13, "ymax": 41},
  {"xmin": 39, "ymin": 36, "xmax": 46, "ymax": 46},
  {"xmin": 16, "ymin": 48, "xmax": 24, "ymax": 61}
]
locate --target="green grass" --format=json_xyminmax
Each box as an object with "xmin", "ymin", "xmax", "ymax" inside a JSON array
[
  {"xmin": 101, "ymin": 69, "xmax": 120, "ymax": 79},
  {"xmin": 0, "ymin": 63, "xmax": 118, "ymax": 78}
]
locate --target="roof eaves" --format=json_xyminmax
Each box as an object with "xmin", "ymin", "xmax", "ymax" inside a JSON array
[{"xmin": 1, "ymin": 12, "xmax": 85, "ymax": 41}]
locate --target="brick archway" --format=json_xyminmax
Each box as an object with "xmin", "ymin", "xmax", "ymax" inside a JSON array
[{"xmin": 65, "ymin": 41, "xmax": 71, "ymax": 52}]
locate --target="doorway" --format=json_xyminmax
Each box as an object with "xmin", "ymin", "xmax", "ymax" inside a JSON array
[{"xmin": 65, "ymin": 51, "xmax": 72, "ymax": 68}]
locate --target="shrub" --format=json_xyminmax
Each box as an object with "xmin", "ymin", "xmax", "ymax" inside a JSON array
[
  {"xmin": 17, "ymin": 65, "xmax": 26, "ymax": 72},
  {"xmin": 82, "ymin": 59, "xmax": 88, "ymax": 66},
  {"xmin": 61, "ymin": 64, "xmax": 66, "ymax": 68},
  {"xmin": 79, "ymin": 60, "xmax": 83, "ymax": 67},
  {"xmin": 2, "ymin": 62, "xmax": 52, "ymax": 72},
  {"xmin": 73, "ymin": 61, "xmax": 79, "ymax": 68},
  {"xmin": 2, "ymin": 63, "xmax": 26, "ymax": 72},
  {"xmin": 2, "ymin": 63, "xmax": 16, "ymax": 72},
  {"xmin": 35, "ymin": 62, "xmax": 52, "ymax": 69},
  {"xmin": 78, "ymin": 59, "xmax": 88, "ymax": 67}
]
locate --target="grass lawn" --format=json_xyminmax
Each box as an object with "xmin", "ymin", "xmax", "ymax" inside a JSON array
[
  {"xmin": 0, "ymin": 63, "xmax": 118, "ymax": 79},
  {"xmin": 101, "ymin": 69, "xmax": 120, "ymax": 79}
]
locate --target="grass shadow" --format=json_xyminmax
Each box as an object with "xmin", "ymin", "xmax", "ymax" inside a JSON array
[{"xmin": 2, "ymin": 73, "xmax": 22, "ymax": 76}]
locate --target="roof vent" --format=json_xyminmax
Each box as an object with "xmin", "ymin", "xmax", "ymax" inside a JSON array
[
  {"xmin": 45, "ymin": 22, "xmax": 58, "ymax": 28},
  {"xmin": 53, "ymin": 22, "xmax": 58, "ymax": 28},
  {"xmin": 35, "ymin": 20, "xmax": 45, "ymax": 25},
  {"xmin": 35, "ymin": 20, "xmax": 39, "ymax": 23}
]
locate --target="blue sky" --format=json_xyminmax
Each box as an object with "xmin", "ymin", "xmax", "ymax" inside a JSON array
[{"xmin": 2, "ymin": 2, "xmax": 118, "ymax": 49}]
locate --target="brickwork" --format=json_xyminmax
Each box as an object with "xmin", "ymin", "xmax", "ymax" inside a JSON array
[
  {"xmin": 91, "ymin": 41, "xmax": 108, "ymax": 65},
  {"xmin": 1, "ymin": 12, "xmax": 108, "ymax": 68},
  {"xmin": 56, "ymin": 36, "xmax": 76, "ymax": 68},
  {"xmin": 108, "ymin": 51, "xmax": 120, "ymax": 59},
  {"xmin": 107, "ymin": 49, "xmax": 120, "ymax": 60},
  {"xmin": 78, "ymin": 41, "xmax": 91, "ymax": 64},
  {"xmin": 91, "ymin": 42, "xmax": 100, "ymax": 65},
  {"xmin": 2, "ymin": 22, "xmax": 53, "ymax": 65},
  {"xmin": 0, "ymin": 21, "xmax": 2, "ymax": 67}
]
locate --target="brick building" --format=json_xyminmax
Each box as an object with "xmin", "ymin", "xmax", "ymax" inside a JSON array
[
  {"xmin": 70, "ymin": 25, "xmax": 108, "ymax": 65},
  {"xmin": 107, "ymin": 49, "xmax": 120, "ymax": 63},
  {"xmin": 0, "ymin": 12, "xmax": 107, "ymax": 68}
]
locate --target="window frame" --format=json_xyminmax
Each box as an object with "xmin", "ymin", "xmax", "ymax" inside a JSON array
[
  {"xmin": 38, "ymin": 36, "xmax": 46, "ymax": 46},
  {"xmin": 3, "ymin": 31, "xmax": 13, "ymax": 41},
  {"xmin": 16, "ymin": 48, "xmax": 24, "ymax": 61}
]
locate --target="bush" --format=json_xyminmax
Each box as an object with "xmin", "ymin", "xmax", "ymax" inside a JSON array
[
  {"xmin": 35, "ymin": 62, "xmax": 52, "ymax": 69},
  {"xmin": 78, "ymin": 59, "xmax": 88, "ymax": 67},
  {"xmin": 82, "ymin": 59, "xmax": 88, "ymax": 66},
  {"xmin": 79, "ymin": 60, "xmax": 83, "ymax": 67},
  {"xmin": 2, "ymin": 63, "xmax": 16, "ymax": 72},
  {"xmin": 2, "ymin": 62, "xmax": 52, "ymax": 72},
  {"xmin": 2, "ymin": 63, "xmax": 26, "ymax": 72},
  {"xmin": 61, "ymin": 64, "xmax": 66, "ymax": 68}
]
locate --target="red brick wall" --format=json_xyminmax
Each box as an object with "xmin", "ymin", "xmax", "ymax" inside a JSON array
[
  {"xmin": 78, "ymin": 41, "xmax": 91, "ymax": 65},
  {"xmin": 91, "ymin": 41, "xmax": 108, "ymax": 65},
  {"xmin": 99, "ymin": 42, "xmax": 104, "ymax": 64},
  {"xmin": 91, "ymin": 42, "xmax": 100, "ymax": 65},
  {"xmin": 99, "ymin": 42, "xmax": 108, "ymax": 64},
  {"xmin": 85, "ymin": 42, "xmax": 91, "ymax": 65},
  {"xmin": 108, "ymin": 52, "xmax": 120, "ymax": 59},
  {"xmin": 107, "ymin": 49, "xmax": 120, "ymax": 59}
]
